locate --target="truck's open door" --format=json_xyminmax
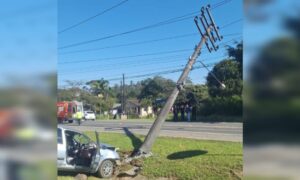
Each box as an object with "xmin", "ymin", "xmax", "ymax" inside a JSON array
[{"xmin": 90, "ymin": 131, "xmax": 101, "ymax": 172}]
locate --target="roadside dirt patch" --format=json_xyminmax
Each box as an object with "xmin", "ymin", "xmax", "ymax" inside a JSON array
[{"xmin": 110, "ymin": 175, "xmax": 176, "ymax": 180}]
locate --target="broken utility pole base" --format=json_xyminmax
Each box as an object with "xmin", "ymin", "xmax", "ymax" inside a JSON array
[{"xmin": 130, "ymin": 4, "xmax": 223, "ymax": 158}]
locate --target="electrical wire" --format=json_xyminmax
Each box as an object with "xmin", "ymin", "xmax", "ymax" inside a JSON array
[
  {"xmin": 106, "ymin": 63, "xmax": 216, "ymax": 82},
  {"xmin": 59, "ymin": 55, "xmax": 226, "ymax": 75},
  {"xmin": 58, "ymin": 0, "xmax": 130, "ymax": 34},
  {"xmin": 59, "ymin": 36, "xmax": 241, "ymax": 65},
  {"xmin": 58, "ymin": 13, "xmax": 197, "ymax": 49},
  {"xmin": 58, "ymin": 0, "xmax": 234, "ymax": 49},
  {"xmin": 59, "ymin": 32, "xmax": 241, "ymax": 55}
]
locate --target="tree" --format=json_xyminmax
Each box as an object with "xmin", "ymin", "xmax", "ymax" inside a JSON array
[
  {"xmin": 207, "ymin": 59, "xmax": 242, "ymax": 97},
  {"xmin": 138, "ymin": 76, "xmax": 175, "ymax": 103},
  {"xmin": 57, "ymin": 89, "xmax": 74, "ymax": 101},
  {"xmin": 245, "ymin": 14, "xmax": 300, "ymax": 143},
  {"xmin": 86, "ymin": 79, "xmax": 109, "ymax": 95},
  {"xmin": 206, "ymin": 41, "xmax": 243, "ymax": 98},
  {"xmin": 227, "ymin": 42, "xmax": 243, "ymax": 74},
  {"xmin": 176, "ymin": 85, "xmax": 208, "ymax": 106},
  {"xmin": 63, "ymin": 80, "xmax": 84, "ymax": 100}
]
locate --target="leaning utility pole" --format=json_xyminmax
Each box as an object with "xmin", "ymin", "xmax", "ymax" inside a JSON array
[{"xmin": 132, "ymin": 4, "xmax": 223, "ymax": 157}]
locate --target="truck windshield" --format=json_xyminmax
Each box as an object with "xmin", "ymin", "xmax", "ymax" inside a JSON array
[{"xmin": 74, "ymin": 133, "xmax": 91, "ymax": 145}]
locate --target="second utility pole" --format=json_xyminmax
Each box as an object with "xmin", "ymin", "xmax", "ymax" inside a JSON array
[
  {"xmin": 132, "ymin": 4, "xmax": 222, "ymax": 157},
  {"xmin": 122, "ymin": 73, "xmax": 126, "ymax": 114}
]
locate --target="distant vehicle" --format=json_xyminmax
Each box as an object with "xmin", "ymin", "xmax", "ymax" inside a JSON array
[
  {"xmin": 0, "ymin": 109, "xmax": 54, "ymax": 143},
  {"xmin": 57, "ymin": 126, "xmax": 120, "ymax": 178},
  {"xmin": 0, "ymin": 110, "xmax": 13, "ymax": 141},
  {"xmin": 84, "ymin": 111, "xmax": 96, "ymax": 121},
  {"xmin": 57, "ymin": 101, "xmax": 84, "ymax": 123}
]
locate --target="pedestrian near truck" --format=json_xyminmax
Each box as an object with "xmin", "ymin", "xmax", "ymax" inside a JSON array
[
  {"xmin": 173, "ymin": 105, "xmax": 178, "ymax": 122},
  {"xmin": 180, "ymin": 104, "xmax": 185, "ymax": 121},
  {"xmin": 186, "ymin": 104, "xmax": 192, "ymax": 122}
]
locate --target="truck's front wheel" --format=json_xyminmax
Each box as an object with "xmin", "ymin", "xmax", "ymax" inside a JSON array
[{"xmin": 97, "ymin": 159, "xmax": 114, "ymax": 178}]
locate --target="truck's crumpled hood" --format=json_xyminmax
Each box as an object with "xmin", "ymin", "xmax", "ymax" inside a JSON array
[
  {"xmin": 99, "ymin": 143, "xmax": 121, "ymax": 161},
  {"xmin": 100, "ymin": 143, "xmax": 118, "ymax": 151}
]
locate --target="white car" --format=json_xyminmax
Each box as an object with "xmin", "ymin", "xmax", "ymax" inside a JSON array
[{"xmin": 84, "ymin": 111, "xmax": 96, "ymax": 121}]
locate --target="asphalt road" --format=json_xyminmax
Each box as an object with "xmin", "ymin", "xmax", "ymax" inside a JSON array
[{"xmin": 62, "ymin": 120, "xmax": 242, "ymax": 142}]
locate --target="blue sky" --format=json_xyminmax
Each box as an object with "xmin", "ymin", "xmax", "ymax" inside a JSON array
[
  {"xmin": 0, "ymin": 0, "xmax": 56, "ymax": 86},
  {"xmin": 57, "ymin": 0, "xmax": 243, "ymax": 87},
  {"xmin": 243, "ymin": 0, "xmax": 299, "ymax": 79}
]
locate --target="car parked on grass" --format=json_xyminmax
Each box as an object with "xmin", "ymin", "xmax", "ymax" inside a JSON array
[
  {"xmin": 84, "ymin": 111, "xmax": 96, "ymax": 121},
  {"xmin": 57, "ymin": 126, "xmax": 121, "ymax": 178}
]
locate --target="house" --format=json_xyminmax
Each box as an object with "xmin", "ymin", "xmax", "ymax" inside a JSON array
[
  {"xmin": 111, "ymin": 100, "xmax": 153, "ymax": 118},
  {"xmin": 110, "ymin": 103, "xmax": 121, "ymax": 115},
  {"xmin": 126, "ymin": 99, "xmax": 153, "ymax": 118}
]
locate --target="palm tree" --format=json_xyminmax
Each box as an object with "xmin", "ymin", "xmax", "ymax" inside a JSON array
[{"xmin": 86, "ymin": 78, "xmax": 110, "ymax": 100}]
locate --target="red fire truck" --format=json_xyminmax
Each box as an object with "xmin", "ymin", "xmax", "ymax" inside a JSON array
[
  {"xmin": 57, "ymin": 101, "xmax": 84, "ymax": 123},
  {"xmin": 0, "ymin": 110, "xmax": 14, "ymax": 141}
]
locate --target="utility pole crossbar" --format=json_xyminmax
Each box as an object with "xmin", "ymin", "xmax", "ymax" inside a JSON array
[{"xmin": 131, "ymin": 4, "xmax": 223, "ymax": 158}]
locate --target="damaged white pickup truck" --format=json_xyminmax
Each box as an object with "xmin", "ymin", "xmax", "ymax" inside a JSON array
[{"xmin": 57, "ymin": 126, "xmax": 121, "ymax": 178}]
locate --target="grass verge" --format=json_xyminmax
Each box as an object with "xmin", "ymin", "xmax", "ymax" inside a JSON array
[{"xmin": 58, "ymin": 132, "xmax": 242, "ymax": 180}]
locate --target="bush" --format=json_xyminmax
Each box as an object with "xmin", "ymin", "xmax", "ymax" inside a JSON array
[{"xmin": 198, "ymin": 95, "xmax": 242, "ymax": 116}]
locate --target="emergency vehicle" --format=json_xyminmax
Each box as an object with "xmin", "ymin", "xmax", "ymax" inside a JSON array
[{"xmin": 57, "ymin": 101, "xmax": 84, "ymax": 123}]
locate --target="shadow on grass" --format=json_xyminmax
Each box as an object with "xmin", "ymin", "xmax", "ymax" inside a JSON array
[
  {"xmin": 167, "ymin": 150, "xmax": 208, "ymax": 160},
  {"xmin": 122, "ymin": 127, "xmax": 143, "ymax": 150}
]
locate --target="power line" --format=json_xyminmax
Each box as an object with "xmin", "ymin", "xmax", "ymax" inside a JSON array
[
  {"xmin": 220, "ymin": 18, "xmax": 243, "ymax": 29},
  {"xmin": 58, "ymin": 0, "xmax": 130, "ymax": 34},
  {"xmin": 211, "ymin": 0, "xmax": 232, "ymax": 9},
  {"xmin": 59, "ymin": 48, "xmax": 192, "ymax": 64},
  {"xmin": 58, "ymin": 0, "xmax": 233, "ymax": 49},
  {"xmin": 58, "ymin": 41, "xmax": 240, "ymax": 77},
  {"xmin": 59, "ymin": 54, "xmax": 189, "ymax": 74},
  {"xmin": 58, "ymin": 39, "xmax": 239, "ymax": 74},
  {"xmin": 58, "ymin": 18, "xmax": 243, "ymax": 59},
  {"xmin": 124, "ymin": 57, "xmax": 225, "ymax": 76},
  {"xmin": 59, "ymin": 32, "xmax": 241, "ymax": 55},
  {"xmin": 59, "ymin": 55, "xmax": 226, "ymax": 76},
  {"xmin": 59, "ymin": 36, "xmax": 242, "ymax": 65},
  {"xmin": 106, "ymin": 63, "xmax": 216, "ymax": 82},
  {"xmin": 59, "ymin": 33, "xmax": 198, "ymax": 55},
  {"xmin": 58, "ymin": 12, "xmax": 197, "ymax": 49}
]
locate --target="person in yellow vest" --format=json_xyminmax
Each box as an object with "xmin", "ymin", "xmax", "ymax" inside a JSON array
[{"xmin": 73, "ymin": 111, "xmax": 83, "ymax": 125}]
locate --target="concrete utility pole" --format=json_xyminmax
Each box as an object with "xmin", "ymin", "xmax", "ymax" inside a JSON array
[
  {"xmin": 132, "ymin": 4, "xmax": 223, "ymax": 157},
  {"xmin": 122, "ymin": 73, "xmax": 126, "ymax": 114},
  {"xmin": 120, "ymin": 80, "xmax": 123, "ymax": 113}
]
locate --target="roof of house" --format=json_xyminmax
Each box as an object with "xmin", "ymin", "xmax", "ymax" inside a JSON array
[{"xmin": 126, "ymin": 99, "xmax": 140, "ymax": 106}]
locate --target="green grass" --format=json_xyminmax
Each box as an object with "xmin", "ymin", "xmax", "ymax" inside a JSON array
[
  {"xmin": 96, "ymin": 113, "xmax": 242, "ymax": 122},
  {"xmin": 95, "ymin": 114, "xmax": 155, "ymax": 121},
  {"xmin": 166, "ymin": 114, "xmax": 242, "ymax": 122},
  {"xmin": 58, "ymin": 132, "xmax": 242, "ymax": 180}
]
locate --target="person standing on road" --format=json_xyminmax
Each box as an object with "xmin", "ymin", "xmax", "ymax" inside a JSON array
[
  {"xmin": 112, "ymin": 109, "xmax": 117, "ymax": 119},
  {"xmin": 73, "ymin": 110, "xmax": 83, "ymax": 125},
  {"xmin": 186, "ymin": 104, "xmax": 192, "ymax": 122},
  {"xmin": 180, "ymin": 104, "xmax": 185, "ymax": 121},
  {"xmin": 173, "ymin": 105, "xmax": 178, "ymax": 122}
]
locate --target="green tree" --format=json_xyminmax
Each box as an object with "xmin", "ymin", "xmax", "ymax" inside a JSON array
[
  {"xmin": 86, "ymin": 78, "xmax": 109, "ymax": 97},
  {"xmin": 138, "ymin": 76, "xmax": 175, "ymax": 103},
  {"xmin": 206, "ymin": 41, "xmax": 243, "ymax": 97},
  {"xmin": 207, "ymin": 59, "xmax": 242, "ymax": 97},
  {"xmin": 227, "ymin": 42, "xmax": 243, "ymax": 74},
  {"xmin": 245, "ymin": 14, "xmax": 300, "ymax": 143}
]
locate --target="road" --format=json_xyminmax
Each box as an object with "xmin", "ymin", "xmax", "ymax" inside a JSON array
[{"xmin": 62, "ymin": 120, "xmax": 242, "ymax": 142}]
